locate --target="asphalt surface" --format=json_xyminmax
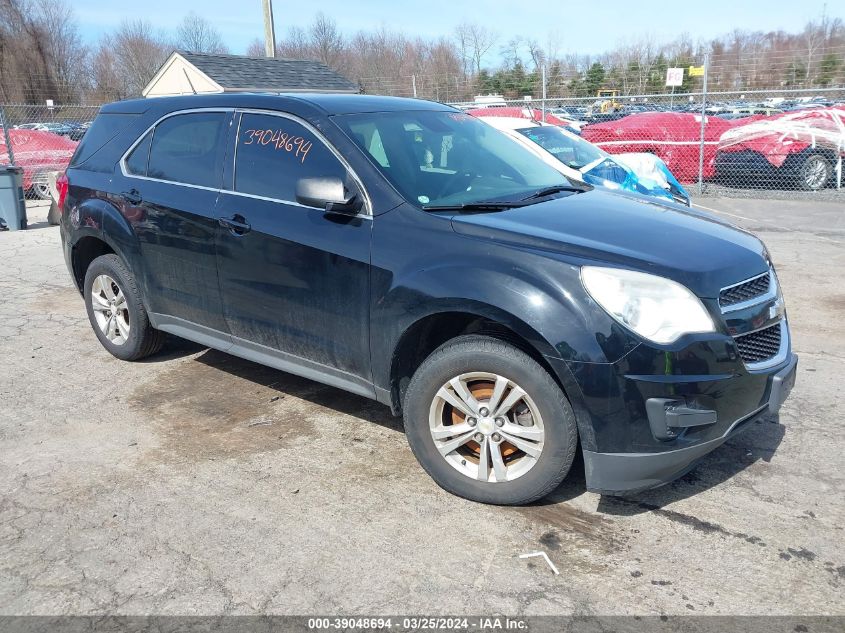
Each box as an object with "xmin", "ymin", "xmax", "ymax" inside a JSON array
[{"xmin": 1, "ymin": 197, "xmax": 843, "ymax": 616}]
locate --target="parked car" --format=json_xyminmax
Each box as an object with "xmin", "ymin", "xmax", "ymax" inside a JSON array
[
  {"xmin": 716, "ymin": 107, "xmax": 845, "ymax": 190},
  {"xmin": 15, "ymin": 121, "xmax": 77, "ymax": 138},
  {"xmin": 465, "ymin": 107, "xmax": 583, "ymax": 133},
  {"xmin": 59, "ymin": 94, "xmax": 796, "ymax": 505},
  {"xmin": 582, "ymin": 112, "xmax": 739, "ymax": 182},
  {"xmin": 477, "ymin": 116, "xmax": 690, "ymax": 205},
  {"xmin": 0, "ymin": 127, "xmax": 77, "ymax": 198}
]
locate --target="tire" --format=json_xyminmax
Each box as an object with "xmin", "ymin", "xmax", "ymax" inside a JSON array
[
  {"xmin": 403, "ymin": 335, "xmax": 578, "ymax": 505},
  {"xmin": 796, "ymin": 154, "xmax": 832, "ymax": 191},
  {"xmin": 83, "ymin": 254, "xmax": 165, "ymax": 361}
]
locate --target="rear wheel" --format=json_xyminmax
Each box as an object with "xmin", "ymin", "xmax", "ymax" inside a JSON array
[
  {"xmin": 796, "ymin": 154, "xmax": 831, "ymax": 191},
  {"xmin": 83, "ymin": 254, "xmax": 165, "ymax": 361},
  {"xmin": 403, "ymin": 335, "xmax": 577, "ymax": 505}
]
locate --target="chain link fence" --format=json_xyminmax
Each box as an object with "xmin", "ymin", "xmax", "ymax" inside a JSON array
[
  {"xmin": 2, "ymin": 90, "xmax": 845, "ymax": 202},
  {"xmin": 0, "ymin": 104, "xmax": 100, "ymax": 199},
  {"xmin": 449, "ymin": 88, "xmax": 845, "ymax": 200}
]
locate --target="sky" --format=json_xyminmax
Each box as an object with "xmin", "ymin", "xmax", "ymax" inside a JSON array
[{"xmin": 73, "ymin": 0, "xmax": 843, "ymax": 61}]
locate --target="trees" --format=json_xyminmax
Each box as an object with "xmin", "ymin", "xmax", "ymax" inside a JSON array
[
  {"xmin": 0, "ymin": 0, "xmax": 86, "ymax": 102},
  {"xmin": 176, "ymin": 12, "xmax": 228, "ymax": 54},
  {"xmin": 94, "ymin": 20, "xmax": 171, "ymax": 99},
  {"xmin": 1, "ymin": 4, "xmax": 844, "ymax": 105}
]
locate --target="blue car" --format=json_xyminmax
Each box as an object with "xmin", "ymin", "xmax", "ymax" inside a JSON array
[{"xmin": 480, "ymin": 115, "xmax": 691, "ymax": 206}]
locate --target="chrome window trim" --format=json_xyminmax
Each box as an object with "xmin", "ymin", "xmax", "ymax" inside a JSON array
[
  {"xmin": 119, "ymin": 107, "xmax": 234, "ymax": 191},
  {"xmin": 118, "ymin": 106, "xmax": 373, "ymax": 219},
  {"xmin": 231, "ymin": 108, "xmax": 373, "ymax": 217},
  {"xmin": 739, "ymin": 319, "xmax": 790, "ymax": 372},
  {"xmin": 719, "ymin": 268, "xmax": 777, "ymax": 313}
]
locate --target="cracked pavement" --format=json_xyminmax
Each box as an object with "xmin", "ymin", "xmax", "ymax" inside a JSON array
[{"xmin": 0, "ymin": 198, "xmax": 843, "ymax": 616}]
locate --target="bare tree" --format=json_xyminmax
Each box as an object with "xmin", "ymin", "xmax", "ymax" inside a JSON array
[
  {"xmin": 176, "ymin": 11, "xmax": 228, "ymax": 54},
  {"xmin": 308, "ymin": 12, "xmax": 345, "ymax": 70},
  {"xmin": 245, "ymin": 38, "xmax": 264, "ymax": 57},
  {"xmin": 100, "ymin": 19, "xmax": 171, "ymax": 97},
  {"xmin": 0, "ymin": 0, "xmax": 85, "ymax": 101},
  {"xmin": 454, "ymin": 22, "xmax": 497, "ymax": 75}
]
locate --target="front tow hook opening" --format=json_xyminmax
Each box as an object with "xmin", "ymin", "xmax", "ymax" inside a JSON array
[{"xmin": 646, "ymin": 398, "xmax": 718, "ymax": 441}]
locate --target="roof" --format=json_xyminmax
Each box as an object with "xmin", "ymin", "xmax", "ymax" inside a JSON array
[
  {"xmin": 103, "ymin": 93, "xmax": 456, "ymax": 116},
  {"xmin": 157, "ymin": 51, "xmax": 359, "ymax": 94},
  {"xmin": 477, "ymin": 116, "xmax": 539, "ymax": 131}
]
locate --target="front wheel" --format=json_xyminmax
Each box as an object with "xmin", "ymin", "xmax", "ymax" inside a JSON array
[{"xmin": 403, "ymin": 335, "xmax": 578, "ymax": 505}]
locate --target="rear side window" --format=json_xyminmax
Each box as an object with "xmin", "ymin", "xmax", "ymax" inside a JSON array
[
  {"xmin": 234, "ymin": 113, "xmax": 347, "ymax": 201},
  {"xmin": 145, "ymin": 112, "xmax": 227, "ymax": 188},
  {"xmin": 69, "ymin": 112, "xmax": 137, "ymax": 169}
]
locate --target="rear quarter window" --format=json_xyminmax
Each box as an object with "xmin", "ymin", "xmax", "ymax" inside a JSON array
[{"xmin": 69, "ymin": 112, "xmax": 138, "ymax": 169}]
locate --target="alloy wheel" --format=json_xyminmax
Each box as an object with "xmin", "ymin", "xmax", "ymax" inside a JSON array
[
  {"xmin": 803, "ymin": 156, "xmax": 829, "ymax": 190},
  {"xmin": 90, "ymin": 274, "xmax": 130, "ymax": 345},
  {"xmin": 428, "ymin": 372, "xmax": 545, "ymax": 483}
]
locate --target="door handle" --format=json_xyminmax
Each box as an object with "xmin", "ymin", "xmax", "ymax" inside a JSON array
[
  {"xmin": 120, "ymin": 189, "xmax": 142, "ymax": 205},
  {"xmin": 218, "ymin": 214, "xmax": 251, "ymax": 235}
]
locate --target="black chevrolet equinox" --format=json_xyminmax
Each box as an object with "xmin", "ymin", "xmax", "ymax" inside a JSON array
[{"xmin": 59, "ymin": 93, "xmax": 797, "ymax": 505}]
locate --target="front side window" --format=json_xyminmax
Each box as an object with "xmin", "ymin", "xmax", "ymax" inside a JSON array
[
  {"xmin": 146, "ymin": 112, "xmax": 227, "ymax": 188},
  {"xmin": 335, "ymin": 110, "xmax": 571, "ymax": 209},
  {"xmin": 234, "ymin": 113, "xmax": 347, "ymax": 202}
]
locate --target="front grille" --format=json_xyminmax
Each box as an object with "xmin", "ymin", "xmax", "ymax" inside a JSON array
[
  {"xmin": 734, "ymin": 323, "xmax": 781, "ymax": 363},
  {"xmin": 720, "ymin": 272, "xmax": 771, "ymax": 308}
]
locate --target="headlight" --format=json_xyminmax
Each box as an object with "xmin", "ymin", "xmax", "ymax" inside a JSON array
[{"xmin": 581, "ymin": 266, "xmax": 715, "ymax": 344}]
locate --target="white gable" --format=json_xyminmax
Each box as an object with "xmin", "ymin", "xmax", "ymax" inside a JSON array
[{"xmin": 142, "ymin": 53, "xmax": 222, "ymax": 98}]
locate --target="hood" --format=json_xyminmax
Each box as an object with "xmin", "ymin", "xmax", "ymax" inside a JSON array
[{"xmin": 449, "ymin": 189, "xmax": 767, "ymax": 298}]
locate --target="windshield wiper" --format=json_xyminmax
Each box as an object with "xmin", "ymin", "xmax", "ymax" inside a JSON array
[
  {"xmin": 422, "ymin": 201, "xmax": 524, "ymax": 212},
  {"xmin": 520, "ymin": 184, "xmax": 588, "ymax": 201}
]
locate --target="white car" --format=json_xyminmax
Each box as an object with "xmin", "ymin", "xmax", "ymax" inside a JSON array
[{"xmin": 477, "ymin": 116, "xmax": 691, "ymax": 205}]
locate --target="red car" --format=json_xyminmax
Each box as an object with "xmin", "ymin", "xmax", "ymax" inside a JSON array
[
  {"xmin": 582, "ymin": 112, "xmax": 740, "ymax": 183},
  {"xmin": 465, "ymin": 107, "xmax": 577, "ymax": 130},
  {"xmin": 0, "ymin": 128, "xmax": 77, "ymax": 199},
  {"xmin": 716, "ymin": 107, "xmax": 845, "ymax": 190}
]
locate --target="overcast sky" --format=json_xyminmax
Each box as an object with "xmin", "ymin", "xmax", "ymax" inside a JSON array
[{"xmin": 73, "ymin": 0, "xmax": 842, "ymax": 60}]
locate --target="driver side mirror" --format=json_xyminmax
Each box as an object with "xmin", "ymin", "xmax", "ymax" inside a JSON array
[{"xmin": 295, "ymin": 176, "xmax": 362, "ymax": 215}]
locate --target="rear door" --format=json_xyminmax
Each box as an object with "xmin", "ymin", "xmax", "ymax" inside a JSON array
[
  {"xmin": 119, "ymin": 109, "xmax": 232, "ymax": 332},
  {"xmin": 214, "ymin": 110, "xmax": 373, "ymax": 393}
]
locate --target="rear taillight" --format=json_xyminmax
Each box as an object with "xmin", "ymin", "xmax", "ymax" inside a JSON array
[{"xmin": 56, "ymin": 173, "xmax": 69, "ymax": 213}]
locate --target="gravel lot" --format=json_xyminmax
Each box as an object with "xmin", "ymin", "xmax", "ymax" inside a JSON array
[{"xmin": 1, "ymin": 197, "xmax": 843, "ymax": 616}]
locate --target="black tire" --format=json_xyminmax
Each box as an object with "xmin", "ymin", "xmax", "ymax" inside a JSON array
[
  {"xmin": 403, "ymin": 335, "xmax": 578, "ymax": 505},
  {"xmin": 796, "ymin": 154, "xmax": 832, "ymax": 191},
  {"xmin": 83, "ymin": 254, "xmax": 165, "ymax": 361}
]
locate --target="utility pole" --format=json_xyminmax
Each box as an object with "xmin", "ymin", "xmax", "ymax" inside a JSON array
[{"xmin": 262, "ymin": 0, "xmax": 276, "ymax": 58}]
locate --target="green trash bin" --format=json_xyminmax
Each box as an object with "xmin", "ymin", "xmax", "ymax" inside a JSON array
[{"xmin": 0, "ymin": 165, "xmax": 27, "ymax": 231}]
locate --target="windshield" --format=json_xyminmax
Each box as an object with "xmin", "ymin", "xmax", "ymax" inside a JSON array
[
  {"xmin": 334, "ymin": 110, "xmax": 572, "ymax": 208},
  {"xmin": 516, "ymin": 125, "xmax": 607, "ymax": 171}
]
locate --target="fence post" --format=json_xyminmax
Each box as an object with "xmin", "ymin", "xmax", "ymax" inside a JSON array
[
  {"xmin": 697, "ymin": 53, "xmax": 709, "ymax": 195},
  {"xmin": 0, "ymin": 106, "xmax": 15, "ymax": 165},
  {"xmin": 541, "ymin": 65, "xmax": 547, "ymax": 123}
]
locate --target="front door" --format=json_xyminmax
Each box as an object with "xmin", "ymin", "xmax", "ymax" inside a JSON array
[{"xmin": 215, "ymin": 111, "xmax": 373, "ymax": 392}]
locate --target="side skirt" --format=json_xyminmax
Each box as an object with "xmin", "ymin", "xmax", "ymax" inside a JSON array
[{"xmin": 149, "ymin": 313, "xmax": 378, "ymax": 402}]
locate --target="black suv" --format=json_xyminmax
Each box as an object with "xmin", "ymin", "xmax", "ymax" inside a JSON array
[{"xmin": 59, "ymin": 94, "xmax": 797, "ymax": 505}]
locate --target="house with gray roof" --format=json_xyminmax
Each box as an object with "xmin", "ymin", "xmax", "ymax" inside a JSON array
[{"xmin": 142, "ymin": 51, "xmax": 358, "ymax": 98}]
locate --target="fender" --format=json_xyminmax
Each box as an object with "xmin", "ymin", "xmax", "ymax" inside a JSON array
[
  {"xmin": 371, "ymin": 258, "xmax": 626, "ymax": 451},
  {"xmin": 67, "ymin": 192, "xmax": 150, "ymax": 312}
]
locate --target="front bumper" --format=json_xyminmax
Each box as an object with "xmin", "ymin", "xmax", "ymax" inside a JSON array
[{"xmin": 582, "ymin": 352, "xmax": 797, "ymax": 494}]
